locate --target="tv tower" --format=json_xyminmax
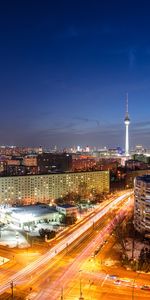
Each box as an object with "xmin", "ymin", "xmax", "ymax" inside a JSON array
[{"xmin": 124, "ymin": 93, "xmax": 130, "ymax": 156}]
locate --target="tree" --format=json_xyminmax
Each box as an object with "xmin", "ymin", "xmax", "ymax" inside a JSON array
[
  {"xmin": 114, "ymin": 223, "xmax": 128, "ymax": 260},
  {"xmin": 39, "ymin": 228, "xmax": 56, "ymax": 239},
  {"xmin": 61, "ymin": 213, "xmax": 77, "ymax": 225},
  {"xmin": 138, "ymin": 247, "xmax": 150, "ymax": 272},
  {"xmin": 55, "ymin": 192, "xmax": 81, "ymax": 206},
  {"xmin": 79, "ymin": 182, "xmax": 88, "ymax": 198}
]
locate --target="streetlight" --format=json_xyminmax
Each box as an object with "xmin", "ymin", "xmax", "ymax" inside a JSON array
[
  {"xmin": 10, "ymin": 281, "xmax": 14, "ymax": 299},
  {"xmin": 93, "ymin": 221, "xmax": 95, "ymax": 230},
  {"xmin": 15, "ymin": 232, "xmax": 19, "ymax": 247},
  {"xmin": 132, "ymin": 263, "xmax": 140, "ymax": 300},
  {"xmin": 26, "ymin": 231, "xmax": 30, "ymax": 264},
  {"xmin": 79, "ymin": 270, "xmax": 84, "ymax": 300},
  {"xmin": 60, "ymin": 287, "xmax": 64, "ymax": 300},
  {"xmin": 66, "ymin": 242, "xmax": 68, "ymax": 254},
  {"xmin": 79, "ymin": 278, "xmax": 84, "ymax": 300}
]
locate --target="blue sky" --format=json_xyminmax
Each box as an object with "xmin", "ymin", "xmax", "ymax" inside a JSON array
[{"xmin": 0, "ymin": 0, "xmax": 150, "ymax": 148}]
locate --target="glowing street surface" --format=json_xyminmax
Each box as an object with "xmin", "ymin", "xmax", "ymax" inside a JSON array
[
  {"xmin": 32, "ymin": 195, "xmax": 133, "ymax": 299},
  {"xmin": 0, "ymin": 192, "xmax": 132, "ymax": 296}
]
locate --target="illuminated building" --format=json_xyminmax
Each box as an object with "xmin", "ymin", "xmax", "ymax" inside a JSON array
[
  {"xmin": 38, "ymin": 146, "xmax": 43, "ymax": 154},
  {"xmin": 125, "ymin": 159, "xmax": 148, "ymax": 170},
  {"xmin": 3, "ymin": 204, "xmax": 60, "ymax": 229},
  {"xmin": 72, "ymin": 155, "xmax": 96, "ymax": 171},
  {"xmin": 0, "ymin": 161, "xmax": 6, "ymax": 174},
  {"xmin": 134, "ymin": 145, "xmax": 145, "ymax": 154},
  {"xmin": 126, "ymin": 170, "xmax": 150, "ymax": 188},
  {"xmin": 124, "ymin": 93, "xmax": 130, "ymax": 156},
  {"xmin": 7, "ymin": 159, "xmax": 20, "ymax": 166},
  {"xmin": 134, "ymin": 175, "xmax": 150, "ymax": 236},
  {"xmin": 0, "ymin": 171, "xmax": 109, "ymax": 205},
  {"xmin": 56, "ymin": 204, "xmax": 77, "ymax": 216},
  {"xmin": 132, "ymin": 154, "xmax": 150, "ymax": 164},
  {"xmin": 93, "ymin": 147, "xmax": 123, "ymax": 158},
  {"xmin": 85, "ymin": 146, "xmax": 90, "ymax": 152},
  {"xmin": 37, "ymin": 153, "xmax": 72, "ymax": 173},
  {"xmin": 23, "ymin": 155, "xmax": 37, "ymax": 167}
]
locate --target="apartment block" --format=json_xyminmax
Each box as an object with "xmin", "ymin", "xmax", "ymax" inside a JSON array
[{"xmin": 0, "ymin": 171, "xmax": 109, "ymax": 205}]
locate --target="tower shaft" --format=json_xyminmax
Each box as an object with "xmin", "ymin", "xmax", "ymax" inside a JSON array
[
  {"xmin": 124, "ymin": 93, "xmax": 130, "ymax": 156},
  {"xmin": 125, "ymin": 123, "xmax": 129, "ymax": 156}
]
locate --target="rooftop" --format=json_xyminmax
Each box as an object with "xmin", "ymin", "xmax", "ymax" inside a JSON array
[
  {"xmin": 0, "ymin": 170, "xmax": 108, "ymax": 178},
  {"xmin": 137, "ymin": 175, "xmax": 150, "ymax": 183},
  {"xmin": 6, "ymin": 204, "xmax": 57, "ymax": 219},
  {"xmin": 57, "ymin": 204, "xmax": 76, "ymax": 209}
]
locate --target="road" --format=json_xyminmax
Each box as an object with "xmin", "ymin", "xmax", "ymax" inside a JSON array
[
  {"xmin": 29, "ymin": 195, "xmax": 133, "ymax": 300},
  {"xmin": 18, "ymin": 193, "xmax": 150, "ymax": 300},
  {"xmin": 0, "ymin": 191, "xmax": 132, "ymax": 298}
]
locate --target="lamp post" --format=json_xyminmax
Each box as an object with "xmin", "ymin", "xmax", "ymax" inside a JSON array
[
  {"xmin": 60, "ymin": 287, "xmax": 64, "ymax": 300},
  {"xmin": 26, "ymin": 231, "xmax": 29, "ymax": 264},
  {"xmin": 93, "ymin": 221, "xmax": 95, "ymax": 230},
  {"xmin": 15, "ymin": 232, "xmax": 19, "ymax": 248},
  {"xmin": 132, "ymin": 263, "xmax": 140, "ymax": 300},
  {"xmin": 79, "ymin": 270, "xmax": 84, "ymax": 300},
  {"xmin": 79, "ymin": 278, "xmax": 84, "ymax": 300},
  {"xmin": 10, "ymin": 281, "xmax": 14, "ymax": 299}
]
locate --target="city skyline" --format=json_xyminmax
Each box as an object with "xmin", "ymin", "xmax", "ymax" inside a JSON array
[
  {"xmin": 1, "ymin": 1, "xmax": 150, "ymax": 147},
  {"xmin": 1, "ymin": 2, "xmax": 150, "ymax": 298}
]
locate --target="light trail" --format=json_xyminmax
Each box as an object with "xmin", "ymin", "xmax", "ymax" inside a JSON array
[
  {"xmin": 33, "ymin": 196, "xmax": 133, "ymax": 299},
  {"xmin": 0, "ymin": 192, "xmax": 132, "ymax": 296}
]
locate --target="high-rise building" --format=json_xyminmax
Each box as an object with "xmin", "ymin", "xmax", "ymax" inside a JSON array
[
  {"xmin": 124, "ymin": 93, "xmax": 130, "ymax": 156},
  {"xmin": 37, "ymin": 153, "xmax": 72, "ymax": 174},
  {"xmin": 0, "ymin": 170, "xmax": 109, "ymax": 205},
  {"xmin": 134, "ymin": 175, "xmax": 150, "ymax": 236},
  {"xmin": 72, "ymin": 155, "xmax": 96, "ymax": 171}
]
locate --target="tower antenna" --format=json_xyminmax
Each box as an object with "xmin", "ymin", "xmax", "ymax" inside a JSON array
[{"xmin": 126, "ymin": 92, "xmax": 128, "ymax": 114}]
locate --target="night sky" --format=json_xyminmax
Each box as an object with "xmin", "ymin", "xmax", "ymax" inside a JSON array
[{"xmin": 1, "ymin": 0, "xmax": 150, "ymax": 149}]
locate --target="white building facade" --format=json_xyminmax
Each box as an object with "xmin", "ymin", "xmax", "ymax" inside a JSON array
[{"xmin": 56, "ymin": 204, "xmax": 77, "ymax": 216}]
